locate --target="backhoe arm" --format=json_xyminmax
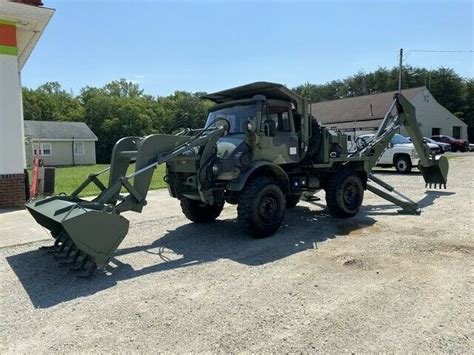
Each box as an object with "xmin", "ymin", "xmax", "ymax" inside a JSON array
[
  {"xmin": 353, "ymin": 93, "xmax": 449, "ymax": 188},
  {"xmin": 394, "ymin": 93, "xmax": 449, "ymax": 188}
]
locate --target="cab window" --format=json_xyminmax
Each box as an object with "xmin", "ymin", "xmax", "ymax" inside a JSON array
[{"xmin": 268, "ymin": 106, "xmax": 291, "ymax": 132}]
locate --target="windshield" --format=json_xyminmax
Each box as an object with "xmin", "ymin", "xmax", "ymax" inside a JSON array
[
  {"xmin": 391, "ymin": 134, "xmax": 410, "ymax": 145},
  {"xmin": 205, "ymin": 104, "xmax": 257, "ymax": 133}
]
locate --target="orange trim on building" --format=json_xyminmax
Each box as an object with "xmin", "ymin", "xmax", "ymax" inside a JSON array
[{"xmin": 0, "ymin": 24, "xmax": 17, "ymax": 47}]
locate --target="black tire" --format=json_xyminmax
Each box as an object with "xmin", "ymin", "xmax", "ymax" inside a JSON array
[
  {"xmin": 325, "ymin": 168, "xmax": 364, "ymax": 218},
  {"xmin": 394, "ymin": 155, "xmax": 412, "ymax": 174},
  {"xmin": 451, "ymin": 146, "xmax": 458, "ymax": 152},
  {"xmin": 237, "ymin": 177, "xmax": 286, "ymax": 238},
  {"xmin": 180, "ymin": 198, "xmax": 224, "ymax": 223}
]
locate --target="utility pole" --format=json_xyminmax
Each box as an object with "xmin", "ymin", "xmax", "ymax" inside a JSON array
[{"xmin": 398, "ymin": 48, "xmax": 403, "ymax": 92}]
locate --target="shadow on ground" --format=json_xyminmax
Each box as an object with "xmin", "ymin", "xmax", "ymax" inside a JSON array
[
  {"xmin": 7, "ymin": 206, "xmax": 377, "ymax": 308},
  {"xmin": 6, "ymin": 190, "xmax": 454, "ymax": 308}
]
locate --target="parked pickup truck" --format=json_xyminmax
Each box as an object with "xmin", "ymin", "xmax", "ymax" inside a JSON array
[{"xmin": 356, "ymin": 133, "xmax": 440, "ymax": 173}]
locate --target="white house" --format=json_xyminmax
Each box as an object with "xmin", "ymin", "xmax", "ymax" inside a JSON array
[
  {"xmin": 311, "ymin": 87, "xmax": 468, "ymax": 142},
  {"xmin": 0, "ymin": 0, "xmax": 53, "ymax": 208},
  {"xmin": 24, "ymin": 120, "xmax": 98, "ymax": 166}
]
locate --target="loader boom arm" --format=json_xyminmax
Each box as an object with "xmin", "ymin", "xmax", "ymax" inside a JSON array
[{"xmin": 352, "ymin": 93, "xmax": 449, "ymax": 188}]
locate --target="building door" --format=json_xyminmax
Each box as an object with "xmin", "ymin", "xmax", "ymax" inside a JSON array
[
  {"xmin": 432, "ymin": 127, "xmax": 441, "ymax": 136},
  {"xmin": 452, "ymin": 126, "xmax": 461, "ymax": 139}
]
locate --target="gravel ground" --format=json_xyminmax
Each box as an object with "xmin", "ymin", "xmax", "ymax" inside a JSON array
[{"xmin": 1, "ymin": 153, "xmax": 473, "ymax": 353}]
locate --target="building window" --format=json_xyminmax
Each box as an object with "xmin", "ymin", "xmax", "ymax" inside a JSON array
[
  {"xmin": 32, "ymin": 143, "xmax": 52, "ymax": 156},
  {"xmin": 74, "ymin": 142, "xmax": 84, "ymax": 156},
  {"xmin": 432, "ymin": 128, "xmax": 441, "ymax": 136}
]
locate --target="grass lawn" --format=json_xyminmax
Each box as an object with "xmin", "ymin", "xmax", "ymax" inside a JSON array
[{"xmin": 28, "ymin": 164, "xmax": 167, "ymax": 197}]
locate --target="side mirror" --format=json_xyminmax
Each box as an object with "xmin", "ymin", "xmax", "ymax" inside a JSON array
[{"xmin": 263, "ymin": 120, "xmax": 276, "ymax": 137}]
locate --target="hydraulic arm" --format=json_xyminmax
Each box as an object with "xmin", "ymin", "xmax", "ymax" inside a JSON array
[
  {"xmin": 351, "ymin": 93, "xmax": 449, "ymax": 213},
  {"xmin": 25, "ymin": 127, "xmax": 225, "ymax": 276},
  {"xmin": 352, "ymin": 93, "xmax": 448, "ymax": 188}
]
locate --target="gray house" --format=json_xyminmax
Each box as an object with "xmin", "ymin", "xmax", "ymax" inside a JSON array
[
  {"xmin": 311, "ymin": 87, "xmax": 468, "ymax": 141},
  {"xmin": 24, "ymin": 120, "xmax": 98, "ymax": 166}
]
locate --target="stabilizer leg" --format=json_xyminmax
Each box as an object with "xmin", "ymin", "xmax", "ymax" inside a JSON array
[{"xmin": 367, "ymin": 174, "xmax": 420, "ymax": 215}]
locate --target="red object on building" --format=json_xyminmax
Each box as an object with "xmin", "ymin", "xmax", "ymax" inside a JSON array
[
  {"xmin": 8, "ymin": 0, "xmax": 44, "ymax": 6},
  {"xmin": 30, "ymin": 151, "xmax": 40, "ymax": 198}
]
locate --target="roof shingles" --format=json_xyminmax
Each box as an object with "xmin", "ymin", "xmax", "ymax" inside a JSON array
[
  {"xmin": 311, "ymin": 87, "xmax": 425, "ymax": 124},
  {"xmin": 24, "ymin": 121, "xmax": 97, "ymax": 140}
]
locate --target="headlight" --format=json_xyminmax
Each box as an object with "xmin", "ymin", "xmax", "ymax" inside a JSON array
[{"xmin": 211, "ymin": 162, "xmax": 220, "ymax": 175}]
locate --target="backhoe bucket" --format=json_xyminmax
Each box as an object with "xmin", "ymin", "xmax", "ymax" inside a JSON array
[
  {"xmin": 26, "ymin": 197, "xmax": 129, "ymax": 274},
  {"xmin": 419, "ymin": 155, "xmax": 449, "ymax": 188}
]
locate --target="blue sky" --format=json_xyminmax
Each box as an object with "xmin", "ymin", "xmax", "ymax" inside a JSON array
[{"xmin": 22, "ymin": 0, "xmax": 473, "ymax": 96}]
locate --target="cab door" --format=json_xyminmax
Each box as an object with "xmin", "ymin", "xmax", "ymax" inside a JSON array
[{"xmin": 259, "ymin": 103, "xmax": 299, "ymax": 164}]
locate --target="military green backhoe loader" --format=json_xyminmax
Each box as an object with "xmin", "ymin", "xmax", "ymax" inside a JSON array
[{"xmin": 26, "ymin": 82, "xmax": 449, "ymax": 277}]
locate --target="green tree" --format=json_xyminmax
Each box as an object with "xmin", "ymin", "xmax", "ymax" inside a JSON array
[{"xmin": 22, "ymin": 82, "xmax": 83, "ymax": 122}]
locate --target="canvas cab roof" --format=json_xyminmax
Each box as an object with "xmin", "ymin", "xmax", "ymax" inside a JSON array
[{"xmin": 203, "ymin": 82, "xmax": 304, "ymax": 107}]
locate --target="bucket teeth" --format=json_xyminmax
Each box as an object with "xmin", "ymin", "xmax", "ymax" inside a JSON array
[
  {"xmin": 65, "ymin": 249, "xmax": 82, "ymax": 269},
  {"xmin": 55, "ymin": 241, "xmax": 74, "ymax": 259},
  {"xmin": 66, "ymin": 252, "xmax": 97, "ymax": 278},
  {"xmin": 39, "ymin": 233, "xmax": 100, "ymax": 278},
  {"xmin": 69, "ymin": 253, "xmax": 89, "ymax": 272},
  {"xmin": 77, "ymin": 260, "xmax": 97, "ymax": 279},
  {"xmin": 58, "ymin": 246, "xmax": 78, "ymax": 265}
]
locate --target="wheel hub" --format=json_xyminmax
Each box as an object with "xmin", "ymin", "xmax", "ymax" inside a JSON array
[
  {"xmin": 343, "ymin": 182, "xmax": 358, "ymax": 208},
  {"xmin": 259, "ymin": 195, "xmax": 278, "ymax": 222},
  {"xmin": 397, "ymin": 160, "xmax": 407, "ymax": 170}
]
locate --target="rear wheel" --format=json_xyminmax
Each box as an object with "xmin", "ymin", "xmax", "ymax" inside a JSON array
[
  {"xmin": 237, "ymin": 177, "xmax": 286, "ymax": 238},
  {"xmin": 325, "ymin": 168, "xmax": 364, "ymax": 218},
  {"xmin": 180, "ymin": 198, "xmax": 224, "ymax": 223},
  {"xmin": 394, "ymin": 155, "xmax": 412, "ymax": 174}
]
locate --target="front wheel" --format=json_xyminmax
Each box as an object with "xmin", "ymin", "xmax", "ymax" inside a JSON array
[
  {"xmin": 394, "ymin": 155, "xmax": 412, "ymax": 174},
  {"xmin": 325, "ymin": 168, "xmax": 364, "ymax": 218},
  {"xmin": 237, "ymin": 177, "xmax": 286, "ymax": 238},
  {"xmin": 180, "ymin": 198, "xmax": 224, "ymax": 223}
]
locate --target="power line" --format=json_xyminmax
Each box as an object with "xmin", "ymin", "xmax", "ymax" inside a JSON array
[{"xmin": 404, "ymin": 49, "xmax": 473, "ymax": 60}]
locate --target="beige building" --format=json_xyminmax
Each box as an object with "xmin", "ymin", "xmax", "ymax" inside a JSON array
[
  {"xmin": 311, "ymin": 87, "xmax": 468, "ymax": 141},
  {"xmin": 24, "ymin": 120, "xmax": 97, "ymax": 166}
]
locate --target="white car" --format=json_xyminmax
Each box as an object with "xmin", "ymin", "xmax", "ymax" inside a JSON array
[
  {"xmin": 355, "ymin": 134, "xmax": 439, "ymax": 173},
  {"xmin": 408, "ymin": 137, "xmax": 450, "ymax": 154}
]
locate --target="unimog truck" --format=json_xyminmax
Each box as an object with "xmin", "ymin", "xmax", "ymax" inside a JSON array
[{"xmin": 26, "ymin": 82, "xmax": 449, "ymax": 277}]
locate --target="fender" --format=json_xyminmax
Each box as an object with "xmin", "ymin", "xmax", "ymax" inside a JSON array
[{"xmin": 226, "ymin": 160, "xmax": 290, "ymax": 194}]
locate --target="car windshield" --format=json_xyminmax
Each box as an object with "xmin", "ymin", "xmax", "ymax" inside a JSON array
[
  {"xmin": 205, "ymin": 104, "xmax": 257, "ymax": 133},
  {"xmin": 391, "ymin": 134, "xmax": 410, "ymax": 145}
]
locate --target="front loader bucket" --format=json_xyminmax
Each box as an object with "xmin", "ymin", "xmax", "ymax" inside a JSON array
[
  {"xmin": 419, "ymin": 155, "xmax": 449, "ymax": 188},
  {"xmin": 26, "ymin": 197, "xmax": 129, "ymax": 275}
]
